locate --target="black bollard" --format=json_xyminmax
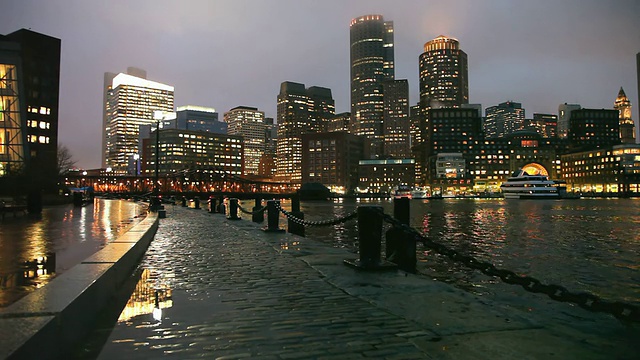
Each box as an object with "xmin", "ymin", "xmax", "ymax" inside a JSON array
[
  {"xmin": 194, "ymin": 196, "xmax": 200, "ymax": 209},
  {"xmin": 181, "ymin": 196, "xmax": 187, "ymax": 207},
  {"xmin": 228, "ymin": 198, "xmax": 240, "ymax": 220},
  {"xmin": 252, "ymin": 197, "xmax": 264, "ymax": 223},
  {"xmin": 344, "ymin": 205, "xmax": 395, "ymax": 270},
  {"xmin": 262, "ymin": 200, "xmax": 284, "ymax": 232},
  {"xmin": 208, "ymin": 196, "xmax": 216, "ymax": 213},
  {"xmin": 217, "ymin": 198, "xmax": 226, "ymax": 214},
  {"xmin": 288, "ymin": 194, "xmax": 305, "ymax": 237},
  {"xmin": 386, "ymin": 197, "xmax": 416, "ymax": 273}
]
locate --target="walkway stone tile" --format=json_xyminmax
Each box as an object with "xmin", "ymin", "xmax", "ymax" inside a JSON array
[{"xmin": 93, "ymin": 206, "xmax": 639, "ymax": 359}]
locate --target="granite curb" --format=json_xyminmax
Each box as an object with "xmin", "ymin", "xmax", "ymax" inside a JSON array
[{"xmin": 0, "ymin": 211, "xmax": 159, "ymax": 360}]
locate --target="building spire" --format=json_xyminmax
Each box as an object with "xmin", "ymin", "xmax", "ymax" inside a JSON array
[{"xmin": 617, "ymin": 86, "xmax": 627, "ymax": 99}]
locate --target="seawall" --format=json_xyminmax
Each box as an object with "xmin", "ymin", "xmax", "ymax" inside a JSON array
[{"xmin": 0, "ymin": 210, "xmax": 159, "ymax": 360}]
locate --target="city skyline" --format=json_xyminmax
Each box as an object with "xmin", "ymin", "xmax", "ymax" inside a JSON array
[{"xmin": 1, "ymin": 0, "xmax": 639, "ymax": 169}]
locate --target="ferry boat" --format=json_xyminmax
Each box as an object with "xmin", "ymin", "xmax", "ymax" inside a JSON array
[
  {"xmin": 500, "ymin": 169, "xmax": 560, "ymax": 199},
  {"xmin": 392, "ymin": 185, "xmax": 412, "ymax": 199}
]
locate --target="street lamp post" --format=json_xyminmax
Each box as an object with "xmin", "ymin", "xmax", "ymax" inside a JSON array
[{"xmin": 151, "ymin": 111, "xmax": 163, "ymax": 211}]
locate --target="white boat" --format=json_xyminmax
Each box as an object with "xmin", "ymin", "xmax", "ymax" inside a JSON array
[
  {"xmin": 411, "ymin": 187, "xmax": 428, "ymax": 199},
  {"xmin": 500, "ymin": 169, "xmax": 560, "ymax": 199},
  {"xmin": 392, "ymin": 185, "xmax": 412, "ymax": 199}
]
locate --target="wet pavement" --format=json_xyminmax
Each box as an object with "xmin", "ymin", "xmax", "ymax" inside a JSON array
[{"xmin": 93, "ymin": 205, "xmax": 639, "ymax": 359}]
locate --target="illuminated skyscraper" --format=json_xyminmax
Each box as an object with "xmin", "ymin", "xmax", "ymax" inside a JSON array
[
  {"xmin": 224, "ymin": 106, "xmax": 266, "ymax": 176},
  {"xmin": 276, "ymin": 81, "xmax": 334, "ymax": 183},
  {"xmin": 350, "ymin": 14, "xmax": 394, "ymax": 157},
  {"xmin": 614, "ymin": 87, "xmax": 635, "ymax": 144},
  {"xmin": 104, "ymin": 73, "xmax": 174, "ymax": 174},
  {"xmin": 419, "ymin": 35, "xmax": 468, "ymax": 109},
  {"xmin": 383, "ymin": 79, "xmax": 410, "ymax": 158}
]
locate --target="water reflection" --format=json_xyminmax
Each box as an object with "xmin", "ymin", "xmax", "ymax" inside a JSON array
[
  {"xmin": 118, "ymin": 268, "xmax": 173, "ymax": 323},
  {"xmin": 296, "ymin": 198, "xmax": 640, "ymax": 306},
  {"xmin": 0, "ymin": 199, "xmax": 145, "ymax": 307}
]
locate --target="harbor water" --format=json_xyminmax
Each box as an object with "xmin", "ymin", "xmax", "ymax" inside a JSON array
[
  {"xmin": 0, "ymin": 199, "xmax": 146, "ymax": 308},
  {"xmin": 272, "ymin": 198, "xmax": 640, "ymax": 308}
]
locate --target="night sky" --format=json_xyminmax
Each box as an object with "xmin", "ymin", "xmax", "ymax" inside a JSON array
[{"xmin": 1, "ymin": 0, "xmax": 639, "ymax": 169}]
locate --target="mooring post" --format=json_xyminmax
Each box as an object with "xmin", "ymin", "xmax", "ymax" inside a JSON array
[
  {"xmin": 193, "ymin": 196, "xmax": 200, "ymax": 209},
  {"xmin": 288, "ymin": 194, "xmax": 305, "ymax": 237},
  {"xmin": 263, "ymin": 200, "xmax": 284, "ymax": 232},
  {"xmin": 217, "ymin": 197, "xmax": 226, "ymax": 214},
  {"xmin": 208, "ymin": 196, "xmax": 216, "ymax": 213},
  {"xmin": 228, "ymin": 198, "xmax": 240, "ymax": 220},
  {"xmin": 252, "ymin": 197, "xmax": 264, "ymax": 223},
  {"xmin": 344, "ymin": 205, "xmax": 395, "ymax": 270},
  {"xmin": 181, "ymin": 196, "xmax": 187, "ymax": 207},
  {"xmin": 386, "ymin": 197, "xmax": 416, "ymax": 273}
]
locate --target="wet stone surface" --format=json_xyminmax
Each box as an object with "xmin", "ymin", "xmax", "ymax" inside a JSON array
[{"xmin": 96, "ymin": 207, "xmax": 431, "ymax": 359}]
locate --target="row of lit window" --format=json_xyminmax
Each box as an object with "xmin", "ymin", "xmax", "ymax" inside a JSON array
[
  {"xmin": 27, "ymin": 120, "xmax": 50, "ymax": 129},
  {"xmin": 27, "ymin": 106, "xmax": 51, "ymax": 115},
  {"xmin": 28, "ymin": 135, "xmax": 49, "ymax": 143}
]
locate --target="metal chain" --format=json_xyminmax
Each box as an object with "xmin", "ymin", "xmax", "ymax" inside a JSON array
[
  {"xmin": 376, "ymin": 209, "xmax": 640, "ymax": 323},
  {"xmin": 237, "ymin": 203, "xmax": 268, "ymax": 215},
  {"xmin": 274, "ymin": 201, "xmax": 357, "ymax": 227}
]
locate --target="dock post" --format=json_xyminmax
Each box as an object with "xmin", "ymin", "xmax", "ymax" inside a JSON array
[
  {"xmin": 344, "ymin": 206, "xmax": 395, "ymax": 270},
  {"xmin": 217, "ymin": 197, "xmax": 226, "ymax": 214},
  {"xmin": 252, "ymin": 197, "xmax": 264, "ymax": 223},
  {"xmin": 228, "ymin": 198, "xmax": 240, "ymax": 220},
  {"xmin": 208, "ymin": 196, "xmax": 216, "ymax": 213},
  {"xmin": 288, "ymin": 194, "xmax": 305, "ymax": 237},
  {"xmin": 263, "ymin": 200, "xmax": 284, "ymax": 232},
  {"xmin": 194, "ymin": 196, "xmax": 200, "ymax": 209},
  {"xmin": 386, "ymin": 197, "xmax": 416, "ymax": 273}
]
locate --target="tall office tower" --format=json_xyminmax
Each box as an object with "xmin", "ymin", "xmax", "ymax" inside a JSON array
[
  {"xmin": 102, "ymin": 67, "xmax": 146, "ymax": 168},
  {"xmin": 383, "ymin": 79, "xmax": 410, "ymax": 158},
  {"xmin": 350, "ymin": 15, "xmax": 394, "ymax": 157},
  {"xmin": 276, "ymin": 81, "xmax": 334, "ymax": 183},
  {"xmin": 528, "ymin": 113, "xmax": 558, "ymax": 138},
  {"xmin": 558, "ymin": 103, "xmax": 581, "ymax": 139},
  {"xmin": 637, "ymin": 52, "xmax": 640, "ymax": 141},
  {"xmin": 258, "ymin": 117, "xmax": 277, "ymax": 178},
  {"xmin": 307, "ymin": 86, "xmax": 335, "ymax": 133},
  {"xmin": 327, "ymin": 112, "xmax": 351, "ymax": 133},
  {"xmin": 569, "ymin": 108, "xmax": 620, "ymax": 151},
  {"xmin": 104, "ymin": 73, "xmax": 174, "ymax": 174},
  {"xmin": 224, "ymin": 106, "xmax": 266, "ymax": 176},
  {"xmin": 614, "ymin": 87, "xmax": 635, "ymax": 144},
  {"xmin": 0, "ymin": 35, "xmax": 27, "ymax": 182},
  {"xmin": 419, "ymin": 35, "xmax": 468, "ymax": 109},
  {"xmin": 3, "ymin": 30, "xmax": 60, "ymax": 190},
  {"xmin": 484, "ymin": 101, "xmax": 525, "ymax": 139}
]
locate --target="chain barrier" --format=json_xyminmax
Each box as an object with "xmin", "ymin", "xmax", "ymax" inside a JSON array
[
  {"xmin": 237, "ymin": 203, "xmax": 268, "ymax": 215},
  {"xmin": 375, "ymin": 209, "xmax": 640, "ymax": 323},
  {"xmin": 274, "ymin": 201, "xmax": 358, "ymax": 227}
]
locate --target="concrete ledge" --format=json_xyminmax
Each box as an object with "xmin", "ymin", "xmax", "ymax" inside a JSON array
[{"xmin": 0, "ymin": 211, "xmax": 159, "ymax": 360}]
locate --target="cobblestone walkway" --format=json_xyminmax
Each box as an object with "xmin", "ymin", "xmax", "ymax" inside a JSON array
[
  {"xmin": 97, "ymin": 206, "xmax": 432, "ymax": 359},
  {"xmin": 95, "ymin": 205, "xmax": 639, "ymax": 360}
]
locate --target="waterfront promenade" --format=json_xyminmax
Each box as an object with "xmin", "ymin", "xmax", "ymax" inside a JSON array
[{"xmin": 93, "ymin": 204, "xmax": 639, "ymax": 359}]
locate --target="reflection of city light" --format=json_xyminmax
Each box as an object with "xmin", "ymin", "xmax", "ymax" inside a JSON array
[
  {"xmin": 118, "ymin": 269, "xmax": 173, "ymax": 322},
  {"xmin": 153, "ymin": 307, "xmax": 162, "ymax": 322}
]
